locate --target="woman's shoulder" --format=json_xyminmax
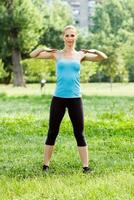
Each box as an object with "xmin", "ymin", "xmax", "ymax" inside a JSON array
[
  {"xmin": 55, "ymin": 50, "xmax": 63, "ymax": 60},
  {"xmin": 77, "ymin": 50, "xmax": 85, "ymax": 61}
]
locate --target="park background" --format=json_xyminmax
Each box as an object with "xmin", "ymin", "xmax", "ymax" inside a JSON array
[{"xmin": 0, "ymin": 0, "xmax": 134, "ymax": 199}]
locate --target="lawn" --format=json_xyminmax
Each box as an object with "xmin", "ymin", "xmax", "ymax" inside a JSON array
[{"xmin": 0, "ymin": 83, "xmax": 134, "ymax": 200}]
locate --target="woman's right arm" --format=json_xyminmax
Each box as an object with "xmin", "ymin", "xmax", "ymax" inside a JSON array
[{"xmin": 30, "ymin": 48, "xmax": 57, "ymax": 59}]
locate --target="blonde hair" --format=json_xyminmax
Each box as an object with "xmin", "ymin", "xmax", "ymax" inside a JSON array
[{"xmin": 63, "ymin": 25, "xmax": 77, "ymax": 34}]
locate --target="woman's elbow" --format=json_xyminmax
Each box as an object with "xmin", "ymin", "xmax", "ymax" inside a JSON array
[
  {"xmin": 100, "ymin": 54, "xmax": 108, "ymax": 61},
  {"xmin": 30, "ymin": 52, "xmax": 35, "ymax": 58},
  {"xmin": 103, "ymin": 55, "xmax": 108, "ymax": 60}
]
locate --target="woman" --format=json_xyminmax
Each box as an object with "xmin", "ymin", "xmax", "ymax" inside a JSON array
[{"xmin": 30, "ymin": 25, "xmax": 108, "ymax": 173}]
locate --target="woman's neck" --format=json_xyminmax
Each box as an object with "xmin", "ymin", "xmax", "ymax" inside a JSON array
[{"xmin": 63, "ymin": 46, "xmax": 75, "ymax": 53}]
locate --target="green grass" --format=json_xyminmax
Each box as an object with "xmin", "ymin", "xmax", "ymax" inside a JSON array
[{"xmin": 0, "ymin": 83, "xmax": 134, "ymax": 199}]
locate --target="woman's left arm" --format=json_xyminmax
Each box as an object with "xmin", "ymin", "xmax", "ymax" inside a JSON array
[{"xmin": 81, "ymin": 49, "xmax": 108, "ymax": 62}]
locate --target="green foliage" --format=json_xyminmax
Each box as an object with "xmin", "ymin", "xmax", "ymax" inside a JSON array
[
  {"xmin": 80, "ymin": 61, "xmax": 98, "ymax": 82},
  {"xmin": 21, "ymin": 58, "xmax": 56, "ymax": 83},
  {"xmin": 120, "ymin": 34, "xmax": 134, "ymax": 82},
  {"xmin": 0, "ymin": 0, "xmax": 43, "ymax": 54},
  {"xmin": 0, "ymin": 0, "xmax": 134, "ymax": 83},
  {"xmin": 89, "ymin": 0, "xmax": 133, "ymax": 82},
  {"xmin": 91, "ymin": 4, "xmax": 111, "ymax": 34},
  {"xmin": 76, "ymin": 29, "xmax": 92, "ymax": 50},
  {"xmin": 0, "ymin": 0, "xmax": 44, "ymax": 85},
  {"xmin": 39, "ymin": 0, "xmax": 73, "ymax": 49},
  {"xmin": 0, "ymin": 59, "xmax": 7, "ymax": 79}
]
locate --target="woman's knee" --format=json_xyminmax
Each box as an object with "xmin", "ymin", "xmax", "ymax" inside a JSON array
[
  {"xmin": 74, "ymin": 132, "xmax": 87, "ymax": 146},
  {"xmin": 45, "ymin": 129, "xmax": 59, "ymax": 145}
]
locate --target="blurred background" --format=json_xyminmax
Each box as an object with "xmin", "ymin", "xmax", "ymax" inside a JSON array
[
  {"xmin": 0, "ymin": 2, "xmax": 134, "ymax": 198},
  {"xmin": 0, "ymin": 0, "xmax": 134, "ymax": 87}
]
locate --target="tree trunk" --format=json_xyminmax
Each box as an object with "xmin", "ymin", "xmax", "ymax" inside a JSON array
[
  {"xmin": 12, "ymin": 48, "xmax": 25, "ymax": 86},
  {"xmin": 7, "ymin": 0, "xmax": 25, "ymax": 87}
]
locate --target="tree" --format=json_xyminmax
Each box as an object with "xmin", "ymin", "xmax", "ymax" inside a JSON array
[
  {"xmin": 21, "ymin": 58, "xmax": 56, "ymax": 83},
  {"xmin": 121, "ymin": 34, "xmax": 134, "ymax": 82},
  {"xmin": 89, "ymin": 0, "xmax": 130, "ymax": 83},
  {"xmin": 40, "ymin": 0, "xmax": 73, "ymax": 49},
  {"xmin": 0, "ymin": 0, "xmax": 43, "ymax": 86},
  {"xmin": 0, "ymin": 59, "xmax": 8, "ymax": 83}
]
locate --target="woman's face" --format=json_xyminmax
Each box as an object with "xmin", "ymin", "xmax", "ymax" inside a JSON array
[{"xmin": 63, "ymin": 28, "xmax": 77, "ymax": 47}]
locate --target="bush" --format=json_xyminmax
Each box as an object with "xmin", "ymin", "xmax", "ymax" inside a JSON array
[
  {"xmin": 0, "ymin": 59, "xmax": 7, "ymax": 83},
  {"xmin": 21, "ymin": 58, "xmax": 56, "ymax": 83}
]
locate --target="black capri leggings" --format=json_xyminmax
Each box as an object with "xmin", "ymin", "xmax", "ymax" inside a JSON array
[{"xmin": 45, "ymin": 96, "xmax": 87, "ymax": 146}]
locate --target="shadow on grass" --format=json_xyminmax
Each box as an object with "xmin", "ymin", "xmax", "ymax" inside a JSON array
[
  {"xmin": 1, "ymin": 158, "xmax": 132, "ymax": 180},
  {"xmin": 0, "ymin": 92, "xmax": 134, "ymax": 99},
  {"xmin": 0, "ymin": 93, "xmax": 52, "ymax": 102}
]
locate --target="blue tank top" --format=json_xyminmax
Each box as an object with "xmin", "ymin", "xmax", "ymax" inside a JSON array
[{"xmin": 54, "ymin": 58, "xmax": 81, "ymax": 98}]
